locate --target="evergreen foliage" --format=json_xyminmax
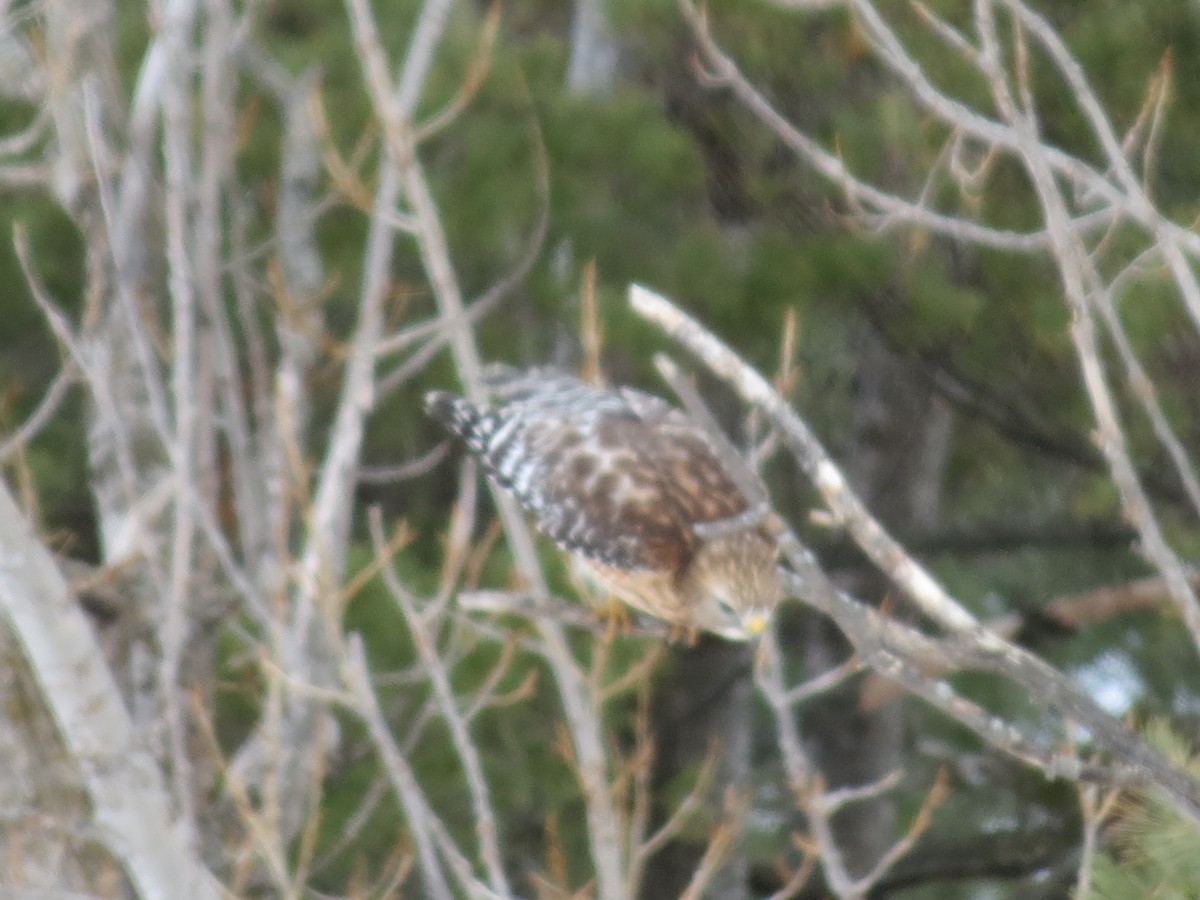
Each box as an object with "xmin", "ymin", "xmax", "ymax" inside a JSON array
[{"xmin": 1090, "ymin": 722, "xmax": 1200, "ymax": 900}]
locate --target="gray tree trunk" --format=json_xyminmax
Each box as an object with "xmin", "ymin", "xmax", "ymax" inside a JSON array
[
  {"xmin": 645, "ymin": 637, "xmax": 754, "ymax": 900},
  {"xmin": 802, "ymin": 326, "xmax": 951, "ymax": 878},
  {"xmin": 567, "ymin": 0, "xmax": 619, "ymax": 97}
]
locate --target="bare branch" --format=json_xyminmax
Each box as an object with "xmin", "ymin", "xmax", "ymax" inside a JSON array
[
  {"xmin": 630, "ymin": 282, "xmax": 1200, "ymax": 823},
  {"xmin": 339, "ymin": 635, "xmax": 458, "ymax": 900},
  {"xmin": 0, "ymin": 481, "xmax": 220, "ymax": 899},
  {"xmin": 635, "ymin": 284, "xmax": 981, "ymax": 634},
  {"xmin": 367, "ymin": 509, "xmax": 512, "ymax": 897},
  {"xmin": 0, "ymin": 360, "xmax": 79, "ymax": 464}
]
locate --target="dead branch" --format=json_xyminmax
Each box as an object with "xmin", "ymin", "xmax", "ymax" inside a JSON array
[
  {"xmin": 630, "ymin": 282, "xmax": 1200, "ymax": 826},
  {"xmin": 0, "ymin": 481, "xmax": 220, "ymax": 899}
]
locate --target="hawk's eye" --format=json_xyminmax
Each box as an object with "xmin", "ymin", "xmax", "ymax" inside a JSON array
[{"xmin": 716, "ymin": 598, "xmax": 739, "ymax": 622}]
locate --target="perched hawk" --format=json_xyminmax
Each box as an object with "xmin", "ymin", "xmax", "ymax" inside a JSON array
[{"xmin": 424, "ymin": 367, "xmax": 781, "ymax": 639}]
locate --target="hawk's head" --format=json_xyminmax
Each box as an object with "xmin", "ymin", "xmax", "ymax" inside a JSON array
[{"xmin": 683, "ymin": 528, "xmax": 782, "ymax": 640}]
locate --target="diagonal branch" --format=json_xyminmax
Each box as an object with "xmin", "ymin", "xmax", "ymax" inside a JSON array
[
  {"xmin": 630, "ymin": 282, "xmax": 1200, "ymax": 824},
  {"xmin": 0, "ymin": 480, "xmax": 221, "ymax": 900}
]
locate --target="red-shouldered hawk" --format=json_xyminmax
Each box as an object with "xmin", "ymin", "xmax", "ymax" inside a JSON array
[{"xmin": 424, "ymin": 367, "xmax": 781, "ymax": 640}]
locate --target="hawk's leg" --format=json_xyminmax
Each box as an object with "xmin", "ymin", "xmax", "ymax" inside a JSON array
[{"xmin": 568, "ymin": 556, "xmax": 634, "ymax": 635}]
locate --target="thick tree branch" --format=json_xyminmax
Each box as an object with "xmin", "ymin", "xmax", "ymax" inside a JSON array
[
  {"xmin": 0, "ymin": 480, "xmax": 220, "ymax": 900},
  {"xmin": 630, "ymin": 282, "xmax": 1200, "ymax": 825}
]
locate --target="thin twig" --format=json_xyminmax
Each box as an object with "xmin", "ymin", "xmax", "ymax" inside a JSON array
[
  {"xmin": 0, "ymin": 359, "xmax": 79, "ymax": 464},
  {"xmin": 368, "ymin": 509, "xmax": 512, "ymax": 897}
]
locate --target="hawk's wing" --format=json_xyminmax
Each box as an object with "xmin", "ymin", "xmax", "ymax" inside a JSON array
[{"xmin": 426, "ymin": 374, "xmax": 750, "ymax": 573}]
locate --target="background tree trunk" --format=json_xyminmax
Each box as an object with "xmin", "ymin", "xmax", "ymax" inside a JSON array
[{"xmin": 802, "ymin": 327, "xmax": 949, "ymax": 878}]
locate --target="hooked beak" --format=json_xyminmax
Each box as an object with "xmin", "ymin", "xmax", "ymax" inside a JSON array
[{"xmin": 742, "ymin": 613, "xmax": 768, "ymax": 637}]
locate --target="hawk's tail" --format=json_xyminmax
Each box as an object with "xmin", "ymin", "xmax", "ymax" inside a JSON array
[{"xmin": 423, "ymin": 391, "xmax": 505, "ymax": 459}]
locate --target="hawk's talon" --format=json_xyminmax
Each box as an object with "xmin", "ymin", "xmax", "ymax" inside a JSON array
[{"xmin": 594, "ymin": 594, "xmax": 634, "ymax": 638}]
